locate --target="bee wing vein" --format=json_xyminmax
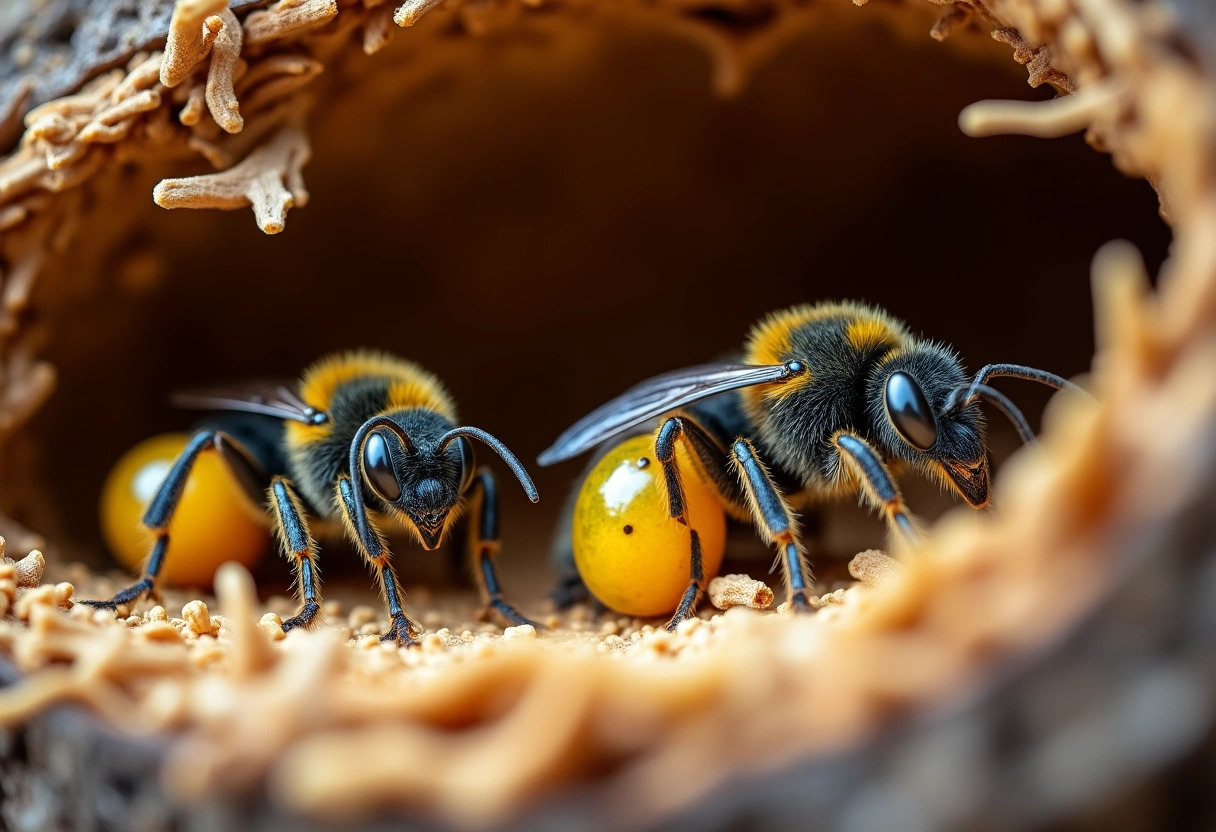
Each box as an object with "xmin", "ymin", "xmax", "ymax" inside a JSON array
[
  {"xmin": 538, "ymin": 362, "xmax": 790, "ymax": 464},
  {"xmin": 171, "ymin": 380, "xmax": 325, "ymax": 424}
]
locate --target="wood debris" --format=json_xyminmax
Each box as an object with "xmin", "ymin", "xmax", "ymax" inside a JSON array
[
  {"xmin": 161, "ymin": 0, "xmax": 229, "ymax": 89},
  {"xmin": 708, "ymin": 574, "xmax": 774, "ymax": 610},
  {"xmin": 152, "ymin": 123, "xmax": 311, "ymax": 234}
]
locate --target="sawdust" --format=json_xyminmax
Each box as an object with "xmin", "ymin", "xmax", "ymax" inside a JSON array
[{"xmin": 0, "ymin": 533, "xmax": 1095, "ymax": 828}]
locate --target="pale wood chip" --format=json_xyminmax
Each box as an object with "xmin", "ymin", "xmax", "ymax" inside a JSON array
[
  {"xmin": 161, "ymin": 0, "xmax": 229, "ymax": 88},
  {"xmin": 244, "ymin": 0, "xmax": 340, "ymax": 47},
  {"xmin": 206, "ymin": 9, "xmax": 245, "ymax": 134},
  {"xmin": 708, "ymin": 574, "xmax": 774, "ymax": 610},
  {"xmin": 153, "ymin": 123, "xmax": 310, "ymax": 233}
]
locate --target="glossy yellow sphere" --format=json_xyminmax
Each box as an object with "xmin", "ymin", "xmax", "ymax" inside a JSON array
[
  {"xmin": 572, "ymin": 434, "xmax": 727, "ymax": 617},
  {"xmin": 99, "ymin": 433, "xmax": 270, "ymax": 587}
]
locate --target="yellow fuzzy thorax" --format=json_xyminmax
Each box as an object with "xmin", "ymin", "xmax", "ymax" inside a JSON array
[
  {"xmin": 740, "ymin": 301, "xmax": 909, "ymax": 418},
  {"xmin": 287, "ymin": 351, "xmax": 457, "ymax": 445},
  {"xmin": 743, "ymin": 300, "xmax": 908, "ymax": 365}
]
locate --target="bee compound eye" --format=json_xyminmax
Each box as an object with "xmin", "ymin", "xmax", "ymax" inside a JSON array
[
  {"xmin": 363, "ymin": 431, "xmax": 402, "ymax": 501},
  {"xmin": 885, "ymin": 371, "xmax": 938, "ymax": 451}
]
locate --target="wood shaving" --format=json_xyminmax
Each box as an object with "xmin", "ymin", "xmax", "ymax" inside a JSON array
[
  {"xmin": 363, "ymin": 5, "xmax": 399, "ymax": 54},
  {"xmin": 76, "ymin": 120, "xmax": 133, "ymax": 145},
  {"xmin": 112, "ymin": 53, "xmax": 166, "ymax": 102},
  {"xmin": 205, "ymin": 9, "xmax": 246, "ymax": 134},
  {"xmin": 38, "ymin": 151, "xmax": 103, "ymax": 194},
  {"xmin": 178, "ymin": 83, "xmax": 208, "ymax": 126},
  {"xmin": 26, "ymin": 115, "xmax": 75, "ymax": 144},
  {"xmin": 0, "ymin": 151, "xmax": 46, "ymax": 203},
  {"xmin": 394, "ymin": 0, "xmax": 448, "ymax": 28},
  {"xmin": 847, "ymin": 549, "xmax": 904, "ymax": 587},
  {"xmin": 930, "ymin": 4, "xmax": 973, "ymax": 42},
  {"xmin": 22, "ymin": 70, "xmax": 123, "ymax": 125},
  {"xmin": 236, "ymin": 55, "xmax": 323, "ymax": 117},
  {"xmin": 959, "ymin": 78, "xmax": 1127, "ymax": 138},
  {"xmin": 161, "ymin": 0, "xmax": 229, "ymax": 89},
  {"xmin": 708, "ymin": 573, "xmax": 774, "ymax": 609},
  {"xmin": 244, "ymin": 0, "xmax": 340, "ymax": 48},
  {"xmin": 152, "ymin": 123, "xmax": 311, "ymax": 234},
  {"xmin": 41, "ymin": 141, "xmax": 88, "ymax": 172},
  {"xmin": 990, "ymin": 27, "xmax": 1076, "ymax": 93},
  {"xmin": 90, "ymin": 88, "xmax": 164, "ymax": 129}
]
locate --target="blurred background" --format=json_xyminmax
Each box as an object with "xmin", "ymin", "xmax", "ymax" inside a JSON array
[{"xmin": 5, "ymin": 6, "xmax": 1172, "ymax": 596}]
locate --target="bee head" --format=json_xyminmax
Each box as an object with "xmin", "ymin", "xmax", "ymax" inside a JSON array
[
  {"xmin": 349, "ymin": 415, "xmax": 538, "ymax": 551},
  {"xmin": 355, "ymin": 412, "xmax": 473, "ymax": 549},
  {"xmin": 869, "ymin": 343, "xmax": 990, "ymax": 509}
]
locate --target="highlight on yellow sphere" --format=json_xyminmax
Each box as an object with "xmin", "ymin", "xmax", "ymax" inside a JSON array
[
  {"xmin": 99, "ymin": 433, "xmax": 271, "ymax": 588},
  {"xmin": 572, "ymin": 434, "xmax": 727, "ymax": 617}
]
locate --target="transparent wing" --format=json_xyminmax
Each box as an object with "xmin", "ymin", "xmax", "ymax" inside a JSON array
[
  {"xmin": 538, "ymin": 361, "xmax": 804, "ymax": 465},
  {"xmin": 171, "ymin": 380, "xmax": 328, "ymax": 425}
]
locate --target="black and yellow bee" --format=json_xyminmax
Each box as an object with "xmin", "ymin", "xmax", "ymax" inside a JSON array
[
  {"xmin": 85, "ymin": 351, "xmax": 540, "ymax": 646},
  {"xmin": 539, "ymin": 300, "xmax": 1084, "ymax": 627}
]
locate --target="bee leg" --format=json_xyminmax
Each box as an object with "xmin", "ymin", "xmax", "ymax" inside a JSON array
[
  {"xmin": 83, "ymin": 430, "xmax": 258, "ymax": 612},
  {"xmin": 833, "ymin": 432, "xmax": 920, "ymax": 546},
  {"xmin": 654, "ymin": 415, "xmax": 744, "ymax": 630},
  {"xmin": 336, "ymin": 475, "xmax": 421, "ymax": 647},
  {"xmin": 267, "ymin": 478, "xmax": 322, "ymax": 632},
  {"xmin": 467, "ymin": 468, "xmax": 541, "ymax": 629},
  {"xmin": 80, "ymin": 535, "xmax": 169, "ymax": 610},
  {"xmin": 728, "ymin": 439, "xmax": 815, "ymax": 613}
]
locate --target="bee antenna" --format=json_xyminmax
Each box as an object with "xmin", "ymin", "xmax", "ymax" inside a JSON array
[
  {"xmin": 953, "ymin": 363, "xmax": 1089, "ymax": 411},
  {"xmin": 439, "ymin": 427, "xmax": 540, "ymax": 503},
  {"xmin": 348, "ymin": 416, "xmax": 416, "ymax": 542},
  {"xmin": 945, "ymin": 362, "xmax": 1090, "ymax": 420},
  {"xmin": 951, "ymin": 383, "xmax": 1037, "ymax": 444}
]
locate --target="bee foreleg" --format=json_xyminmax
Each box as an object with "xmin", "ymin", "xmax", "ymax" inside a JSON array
[
  {"xmin": 268, "ymin": 477, "xmax": 322, "ymax": 632},
  {"xmin": 335, "ymin": 475, "xmax": 420, "ymax": 647},
  {"xmin": 654, "ymin": 415, "xmax": 740, "ymax": 630},
  {"xmin": 466, "ymin": 468, "xmax": 540, "ymax": 629},
  {"xmin": 83, "ymin": 429, "xmax": 260, "ymax": 613},
  {"xmin": 80, "ymin": 536, "xmax": 170, "ymax": 610},
  {"xmin": 833, "ymin": 432, "xmax": 920, "ymax": 546},
  {"xmin": 728, "ymin": 439, "xmax": 814, "ymax": 613}
]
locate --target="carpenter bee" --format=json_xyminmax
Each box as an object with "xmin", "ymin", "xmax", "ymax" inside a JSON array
[
  {"xmin": 539, "ymin": 300, "xmax": 1084, "ymax": 628},
  {"xmin": 85, "ymin": 351, "xmax": 540, "ymax": 646}
]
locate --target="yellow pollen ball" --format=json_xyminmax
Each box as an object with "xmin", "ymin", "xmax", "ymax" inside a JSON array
[
  {"xmin": 572, "ymin": 434, "xmax": 727, "ymax": 617},
  {"xmin": 99, "ymin": 433, "xmax": 270, "ymax": 588}
]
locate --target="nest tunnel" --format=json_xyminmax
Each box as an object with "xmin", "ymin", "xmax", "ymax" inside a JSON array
[
  {"xmin": 0, "ymin": 0, "xmax": 1210, "ymax": 828},
  {"xmin": 1, "ymin": 5, "xmax": 1172, "ymax": 595}
]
